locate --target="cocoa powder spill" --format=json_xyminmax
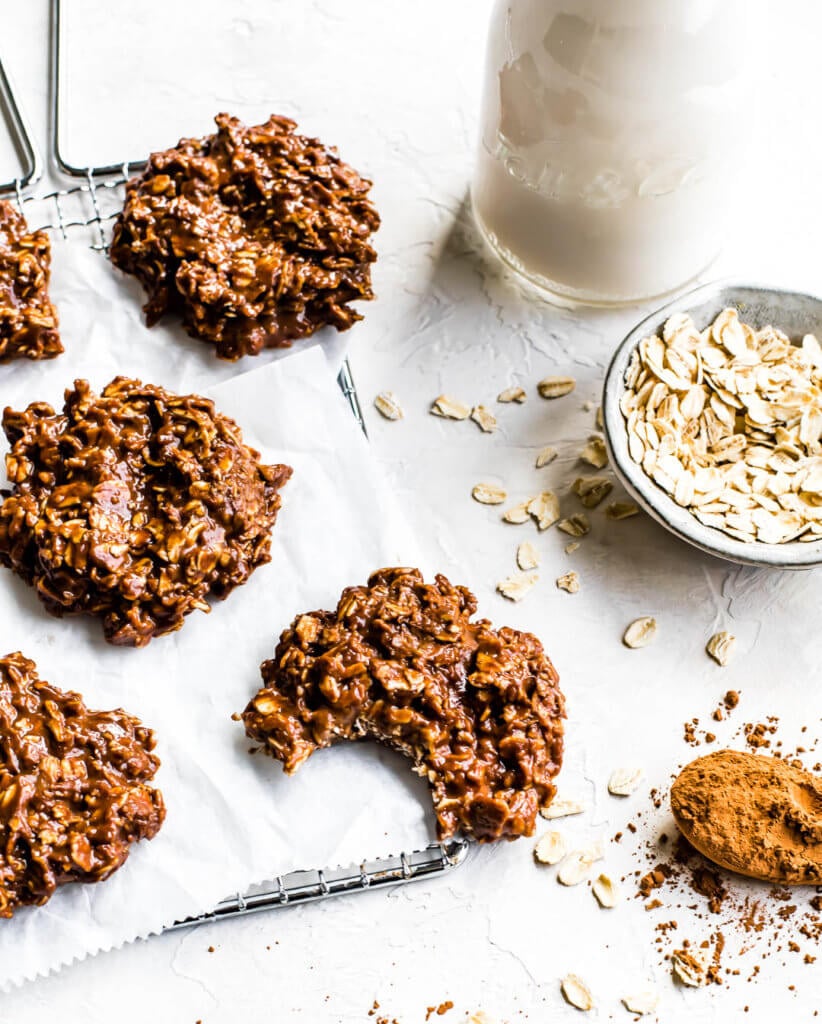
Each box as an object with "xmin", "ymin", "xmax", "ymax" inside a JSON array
[{"xmin": 623, "ymin": 690, "xmax": 822, "ymax": 992}]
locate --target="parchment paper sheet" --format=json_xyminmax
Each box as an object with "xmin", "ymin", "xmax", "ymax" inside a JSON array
[{"xmin": 0, "ymin": 240, "xmax": 433, "ymax": 988}]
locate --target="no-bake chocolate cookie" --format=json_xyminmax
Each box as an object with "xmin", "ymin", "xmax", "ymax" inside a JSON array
[
  {"xmin": 0, "ymin": 652, "xmax": 164, "ymax": 917},
  {"xmin": 0, "ymin": 200, "xmax": 61, "ymax": 361},
  {"xmin": 0, "ymin": 377, "xmax": 291, "ymax": 646},
  {"xmin": 242, "ymin": 567, "xmax": 565, "ymax": 842},
  {"xmin": 109, "ymin": 113, "xmax": 380, "ymax": 360}
]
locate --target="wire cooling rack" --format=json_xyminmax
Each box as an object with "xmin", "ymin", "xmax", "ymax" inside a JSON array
[
  {"xmin": 0, "ymin": 57, "xmax": 40, "ymax": 193},
  {"xmin": 0, "ymin": 5, "xmax": 469, "ymax": 930}
]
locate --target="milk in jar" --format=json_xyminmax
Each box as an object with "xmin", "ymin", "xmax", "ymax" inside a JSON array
[{"xmin": 472, "ymin": 0, "xmax": 761, "ymax": 305}]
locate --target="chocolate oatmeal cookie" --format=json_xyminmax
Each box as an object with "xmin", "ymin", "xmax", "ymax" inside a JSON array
[
  {"xmin": 242, "ymin": 567, "xmax": 565, "ymax": 842},
  {"xmin": 109, "ymin": 113, "xmax": 380, "ymax": 360},
  {"xmin": 0, "ymin": 377, "xmax": 291, "ymax": 646},
  {"xmin": 0, "ymin": 652, "xmax": 164, "ymax": 917},
  {"xmin": 0, "ymin": 200, "xmax": 61, "ymax": 361}
]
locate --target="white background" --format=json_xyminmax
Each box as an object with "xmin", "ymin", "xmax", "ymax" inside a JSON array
[{"xmin": 3, "ymin": 2, "xmax": 822, "ymax": 1021}]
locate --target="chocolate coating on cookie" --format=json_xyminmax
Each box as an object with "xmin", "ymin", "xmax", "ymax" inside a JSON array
[
  {"xmin": 0, "ymin": 652, "xmax": 164, "ymax": 917},
  {"xmin": 109, "ymin": 113, "xmax": 380, "ymax": 360},
  {"xmin": 242, "ymin": 567, "xmax": 565, "ymax": 842},
  {"xmin": 0, "ymin": 200, "xmax": 61, "ymax": 362},
  {"xmin": 0, "ymin": 377, "xmax": 291, "ymax": 646}
]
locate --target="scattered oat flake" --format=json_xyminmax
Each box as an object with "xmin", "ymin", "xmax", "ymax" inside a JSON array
[
  {"xmin": 573, "ymin": 476, "xmax": 613, "ymax": 509},
  {"xmin": 595, "ymin": 406, "xmax": 604, "ymax": 430},
  {"xmin": 374, "ymin": 391, "xmax": 403, "ymax": 421},
  {"xmin": 608, "ymin": 766, "xmax": 644, "ymax": 796},
  {"xmin": 580, "ymin": 436, "xmax": 608, "ymax": 469},
  {"xmin": 565, "ymin": 541, "xmax": 580, "ymax": 554},
  {"xmin": 592, "ymin": 873, "xmax": 620, "ymax": 908},
  {"xmin": 561, "ymin": 975, "xmax": 594, "ymax": 1012},
  {"xmin": 471, "ymin": 404, "xmax": 497, "ymax": 433},
  {"xmin": 558, "ymin": 513, "xmax": 590, "ymax": 537},
  {"xmin": 528, "ymin": 491, "xmax": 560, "ymax": 530},
  {"xmin": 496, "ymin": 572, "xmax": 538, "ymax": 602},
  {"xmin": 623, "ymin": 617, "xmax": 657, "ymax": 649},
  {"xmin": 430, "ymin": 395, "xmax": 471, "ymax": 420},
  {"xmin": 535, "ymin": 445, "xmax": 558, "ymax": 468},
  {"xmin": 498, "ymin": 386, "xmax": 526, "ymax": 404},
  {"xmin": 557, "ymin": 845, "xmax": 602, "ymax": 886},
  {"xmin": 502, "ymin": 501, "xmax": 531, "ymax": 524},
  {"xmin": 538, "ymin": 376, "xmax": 576, "ymax": 400},
  {"xmin": 540, "ymin": 798, "xmax": 585, "ymax": 820},
  {"xmin": 516, "ymin": 541, "xmax": 540, "ymax": 571},
  {"xmin": 621, "ymin": 992, "xmax": 659, "ymax": 1015},
  {"xmin": 671, "ymin": 949, "xmax": 706, "ymax": 988},
  {"xmin": 533, "ymin": 830, "xmax": 566, "ymax": 865},
  {"xmin": 472, "ymin": 483, "xmax": 507, "ymax": 505},
  {"xmin": 556, "ymin": 571, "xmax": 580, "ymax": 594},
  {"xmin": 605, "ymin": 501, "xmax": 639, "ymax": 520},
  {"xmin": 706, "ymin": 631, "xmax": 736, "ymax": 666}
]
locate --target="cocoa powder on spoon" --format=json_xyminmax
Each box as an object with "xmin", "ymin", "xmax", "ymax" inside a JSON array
[{"xmin": 671, "ymin": 749, "xmax": 822, "ymax": 885}]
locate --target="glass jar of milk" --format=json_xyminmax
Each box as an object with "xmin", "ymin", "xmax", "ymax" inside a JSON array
[{"xmin": 472, "ymin": 0, "xmax": 762, "ymax": 306}]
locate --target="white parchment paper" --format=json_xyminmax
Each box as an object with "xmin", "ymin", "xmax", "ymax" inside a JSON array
[{"xmin": 0, "ymin": 241, "xmax": 434, "ymax": 988}]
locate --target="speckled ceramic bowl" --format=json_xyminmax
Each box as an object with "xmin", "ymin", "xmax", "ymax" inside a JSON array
[{"xmin": 602, "ymin": 281, "xmax": 822, "ymax": 569}]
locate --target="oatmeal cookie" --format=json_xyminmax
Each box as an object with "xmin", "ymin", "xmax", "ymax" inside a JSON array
[
  {"xmin": 110, "ymin": 113, "xmax": 379, "ymax": 360},
  {"xmin": 0, "ymin": 652, "xmax": 164, "ymax": 917},
  {"xmin": 0, "ymin": 377, "xmax": 291, "ymax": 646},
  {"xmin": 0, "ymin": 200, "xmax": 61, "ymax": 361},
  {"xmin": 242, "ymin": 567, "xmax": 565, "ymax": 842}
]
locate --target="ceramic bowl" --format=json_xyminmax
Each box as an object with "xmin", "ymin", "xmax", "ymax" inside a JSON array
[{"xmin": 601, "ymin": 281, "xmax": 822, "ymax": 569}]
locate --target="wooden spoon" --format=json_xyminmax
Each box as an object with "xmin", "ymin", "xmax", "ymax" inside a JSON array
[{"xmin": 670, "ymin": 749, "xmax": 822, "ymax": 885}]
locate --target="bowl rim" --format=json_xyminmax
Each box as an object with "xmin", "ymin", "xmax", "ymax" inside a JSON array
[{"xmin": 601, "ymin": 278, "xmax": 822, "ymax": 569}]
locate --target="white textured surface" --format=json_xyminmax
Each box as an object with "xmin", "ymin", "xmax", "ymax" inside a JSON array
[{"xmin": 3, "ymin": 1, "xmax": 822, "ymax": 1021}]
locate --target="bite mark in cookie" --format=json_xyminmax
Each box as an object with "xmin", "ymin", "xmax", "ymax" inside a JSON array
[{"xmin": 242, "ymin": 567, "xmax": 565, "ymax": 842}]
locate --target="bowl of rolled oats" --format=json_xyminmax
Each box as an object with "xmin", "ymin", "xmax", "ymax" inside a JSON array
[{"xmin": 602, "ymin": 281, "xmax": 822, "ymax": 567}]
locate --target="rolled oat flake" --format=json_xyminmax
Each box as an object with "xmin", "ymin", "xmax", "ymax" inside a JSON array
[
  {"xmin": 430, "ymin": 395, "xmax": 471, "ymax": 420},
  {"xmin": 706, "ymin": 631, "xmax": 736, "ymax": 666},
  {"xmin": 623, "ymin": 616, "xmax": 657, "ymax": 649},
  {"xmin": 472, "ymin": 482, "xmax": 507, "ymax": 505},
  {"xmin": 540, "ymin": 798, "xmax": 586, "ymax": 820},
  {"xmin": 621, "ymin": 991, "xmax": 660, "ymax": 1015},
  {"xmin": 560, "ymin": 974, "xmax": 594, "ymax": 1011},
  {"xmin": 533, "ymin": 830, "xmax": 566, "ymax": 865},
  {"xmin": 373, "ymin": 391, "xmax": 403, "ymax": 420},
  {"xmin": 671, "ymin": 949, "xmax": 706, "ymax": 988},
  {"xmin": 557, "ymin": 843, "xmax": 602, "ymax": 886},
  {"xmin": 592, "ymin": 872, "xmax": 620, "ymax": 908},
  {"xmin": 516, "ymin": 540, "xmax": 540, "ymax": 570},
  {"xmin": 538, "ymin": 376, "xmax": 576, "ymax": 400},
  {"xmin": 608, "ymin": 766, "xmax": 644, "ymax": 796},
  {"xmin": 496, "ymin": 571, "xmax": 538, "ymax": 602}
]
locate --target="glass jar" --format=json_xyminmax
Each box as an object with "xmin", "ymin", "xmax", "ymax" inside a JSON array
[{"xmin": 472, "ymin": 0, "xmax": 762, "ymax": 306}]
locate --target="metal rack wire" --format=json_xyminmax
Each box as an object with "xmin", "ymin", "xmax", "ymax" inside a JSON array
[
  {"xmin": 0, "ymin": 5, "xmax": 468, "ymax": 930},
  {"xmin": 0, "ymin": 57, "xmax": 41, "ymax": 194},
  {"xmin": 169, "ymin": 841, "xmax": 468, "ymax": 930}
]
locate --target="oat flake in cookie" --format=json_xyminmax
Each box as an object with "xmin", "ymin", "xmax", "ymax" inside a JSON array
[
  {"xmin": 0, "ymin": 200, "xmax": 62, "ymax": 362},
  {"xmin": 0, "ymin": 652, "xmax": 164, "ymax": 917},
  {"xmin": 0, "ymin": 377, "xmax": 291, "ymax": 646},
  {"xmin": 109, "ymin": 113, "xmax": 380, "ymax": 360},
  {"xmin": 242, "ymin": 567, "xmax": 565, "ymax": 842}
]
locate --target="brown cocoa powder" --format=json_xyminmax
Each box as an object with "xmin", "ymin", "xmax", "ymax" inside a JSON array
[
  {"xmin": 622, "ymin": 707, "xmax": 822, "ymax": 992},
  {"xmin": 671, "ymin": 750, "xmax": 822, "ymax": 885}
]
